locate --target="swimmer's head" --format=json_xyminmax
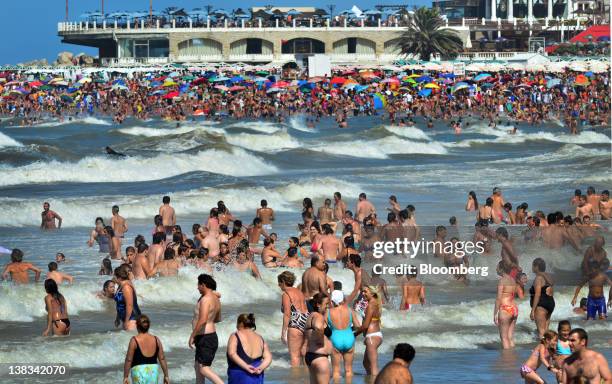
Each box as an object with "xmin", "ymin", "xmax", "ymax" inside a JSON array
[
  {"xmin": 495, "ymin": 227, "xmax": 509, "ymax": 240},
  {"xmin": 331, "ymin": 290, "xmax": 345, "ymax": 306},
  {"xmin": 587, "ymin": 186, "xmax": 595, "ymax": 195},
  {"xmin": 56, "ymin": 252, "xmax": 65, "ymax": 262},
  {"xmin": 260, "ymin": 199, "xmax": 267, "ymax": 208},
  {"xmin": 48, "ymin": 262, "xmax": 58, "ymax": 271},
  {"xmin": 103, "ymin": 280, "xmax": 115, "ymax": 295},
  {"xmin": 197, "ymin": 273, "xmax": 216, "ymax": 292},
  {"xmin": 532, "ymin": 258, "xmax": 546, "ymax": 273},
  {"xmin": 112, "ymin": 205, "xmax": 119, "ymax": 214},
  {"xmin": 10, "ymin": 249, "xmax": 23, "ymax": 263},
  {"xmin": 277, "ymin": 271, "xmax": 296, "ymax": 287},
  {"xmin": 574, "ymin": 189, "xmax": 582, "ymax": 197},
  {"xmin": 568, "ymin": 328, "xmax": 588, "ymax": 351},
  {"xmin": 44, "ymin": 279, "xmax": 60, "ymax": 296},
  {"xmin": 237, "ymin": 313, "xmax": 256, "ymax": 330},
  {"xmin": 136, "ymin": 314, "xmax": 151, "ymax": 333},
  {"xmin": 540, "ymin": 330, "xmax": 558, "ymax": 347},
  {"xmin": 393, "ymin": 343, "xmax": 416, "ymax": 365},
  {"xmin": 162, "ymin": 196, "xmax": 170, "ymax": 204}
]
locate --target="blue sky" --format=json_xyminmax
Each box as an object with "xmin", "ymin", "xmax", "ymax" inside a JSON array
[{"xmin": 1, "ymin": 0, "xmax": 429, "ymax": 64}]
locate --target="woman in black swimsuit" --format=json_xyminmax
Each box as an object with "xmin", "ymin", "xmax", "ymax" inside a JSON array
[
  {"xmin": 304, "ymin": 293, "xmax": 332, "ymax": 384},
  {"xmin": 529, "ymin": 258, "xmax": 555, "ymax": 338}
]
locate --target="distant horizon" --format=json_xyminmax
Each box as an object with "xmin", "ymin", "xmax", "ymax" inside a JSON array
[{"xmin": 3, "ymin": 0, "xmax": 430, "ymax": 65}]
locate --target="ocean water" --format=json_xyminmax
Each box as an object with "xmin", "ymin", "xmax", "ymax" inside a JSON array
[{"xmin": 0, "ymin": 114, "xmax": 610, "ymax": 383}]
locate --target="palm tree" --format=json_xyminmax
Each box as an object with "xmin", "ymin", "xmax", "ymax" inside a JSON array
[{"xmin": 395, "ymin": 7, "xmax": 463, "ymax": 61}]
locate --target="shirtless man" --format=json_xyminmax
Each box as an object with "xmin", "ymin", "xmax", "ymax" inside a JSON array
[
  {"xmin": 40, "ymin": 202, "xmax": 62, "ymax": 230},
  {"xmin": 571, "ymin": 261, "xmax": 611, "ymax": 320},
  {"xmin": 147, "ymin": 233, "xmax": 165, "ymax": 270},
  {"xmin": 132, "ymin": 243, "xmax": 155, "ymax": 280},
  {"xmin": 334, "ymin": 192, "xmax": 347, "ymax": 223},
  {"xmin": 496, "ymin": 227, "xmax": 520, "ymax": 276},
  {"xmin": 189, "ymin": 274, "xmax": 223, "ymax": 384},
  {"xmin": 247, "ymin": 218, "xmax": 268, "ymax": 247},
  {"xmin": 320, "ymin": 224, "xmax": 341, "ymax": 263},
  {"xmin": 344, "ymin": 254, "xmax": 371, "ymax": 318},
  {"xmin": 380, "ymin": 212, "xmax": 405, "ymax": 244},
  {"xmin": 432, "ymin": 226, "xmax": 448, "ymax": 258},
  {"xmin": 356, "ymin": 193, "xmax": 376, "ymax": 223},
  {"xmin": 374, "ymin": 343, "xmax": 415, "ymax": 384},
  {"xmin": 159, "ymin": 196, "xmax": 176, "ymax": 235},
  {"xmin": 1, "ymin": 249, "xmax": 41, "ymax": 283},
  {"xmin": 46, "ymin": 262, "xmax": 73, "ymax": 285},
  {"xmin": 570, "ymin": 189, "xmax": 582, "ymax": 206},
  {"xmin": 576, "ymin": 195, "xmax": 594, "ymax": 220},
  {"xmin": 586, "ymin": 186, "xmax": 601, "ymax": 219},
  {"xmin": 111, "ymin": 205, "xmax": 128, "ymax": 238},
  {"xmin": 152, "ymin": 248, "xmax": 181, "ymax": 277},
  {"xmin": 581, "ymin": 236, "xmax": 608, "ymax": 277},
  {"xmin": 561, "ymin": 328, "xmax": 611, "ymax": 384},
  {"xmin": 301, "ymin": 255, "xmax": 328, "ymax": 306},
  {"xmin": 400, "ymin": 268, "xmax": 425, "ymax": 311},
  {"xmin": 490, "ymin": 187, "xmax": 505, "ymax": 224},
  {"xmin": 256, "ymin": 199, "xmax": 274, "ymax": 231},
  {"xmin": 599, "ymin": 190, "xmax": 612, "ymax": 220}
]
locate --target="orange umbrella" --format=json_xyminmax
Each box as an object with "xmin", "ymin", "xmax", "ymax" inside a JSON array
[{"xmin": 574, "ymin": 74, "xmax": 589, "ymax": 86}]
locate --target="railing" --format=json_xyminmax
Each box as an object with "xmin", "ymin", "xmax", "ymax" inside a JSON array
[
  {"xmin": 227, "ymin": 54, "xmax": 274, "ymax": 62},
  {"xmin": 169, "ymin": 54, "xmax": 224, "ymax": 62},
  {"xmin": 330, "ymin": 54, "xmax": 377, "ymax": 63},
  {"xmin": 101, "ymin": 57, "xmax": 169, "ymax": 66}
]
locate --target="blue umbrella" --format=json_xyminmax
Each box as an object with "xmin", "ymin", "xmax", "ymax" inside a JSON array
[
  {"xmin": 546, "ymin": 78, "xmax": 562, "ymax": 88},
  {"xmin": 354, "ymin": 85, "xmax": 369, "ymax": 92},
  {"xmin": 418, "ymin": 89, "xmax": 432, "ymax": 97},
  {"xmin": 416, "ymin": 75, "xmax": 432, "ymax": 83},
  {"xmin": 211, "ymin": 76, "xmax": 230, "ymax": 82},
  {"xmin": 230, "ymin": 76, "xmax": 243, "ymax": 83},
  {"xmin": 584, "ymin": 71, "xmax": 594, "ymax": 78},
  {"xmin": 364, "ymin": 9, "xmax": 382, "ymax": 15},
  {"xmin": 474, "ymin": 73, "xmax": 492, "ymax": 82},
  {"xmin": 439, "ymin": 73, "xmax": 455, "ymax": 79},
  {"xmin": 287, "ymin": 9, "xmax": 302, "ymax": 16},
  {"xmin": 452, "ymin": 82, "xmax": 469, "ymax": 93}
]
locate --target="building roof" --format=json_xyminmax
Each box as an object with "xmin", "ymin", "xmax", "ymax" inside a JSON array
[{"xmin": 570, "ymin": 25, "xmax": 610, "ymax": 43}]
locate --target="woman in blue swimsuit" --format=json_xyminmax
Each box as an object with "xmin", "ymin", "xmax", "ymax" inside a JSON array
[
  {"xmin": 114, "ymin": 264, "xmax": 141, "ymax": 331},
  {"xmin": 328, "ymin": 290, "xmax": 359, "ymax": 380}
]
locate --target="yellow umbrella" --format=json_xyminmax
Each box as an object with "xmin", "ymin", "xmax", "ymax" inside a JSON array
[
  {"xmin": 77, "ymin": 77, "xmax": 92, "ymax": 84},
  {"xmin": 424, "ymin": 82, "xmax": 440, "ymax": 89},
  {"xmin": 407, "ymin": 74, "xmax": 421, "ymax": 78},
  {"xmin": 163, "ymin": 80, "xmax": 177, "ymax": 87}
]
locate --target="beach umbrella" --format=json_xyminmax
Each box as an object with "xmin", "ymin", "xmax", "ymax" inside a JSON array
[
  {"xmin": 381, "ymin": 78, "xmax": 400, "ymax": 85},
  {"xmin": 211, "ymin": 76, "xmax": 230, "ymax": 82},
  {"xmin": 162, "ymin": 91, "xmax": 179, "ymax": 99},
  {"xmin": 255, "ymin": 70, "xmax": 269, "ymax": 76},
  {"xmin": 451, "ymin": 82, "xmax": 469, "ymax": 93},
  {"xmin": 584, "ymin": 71, "xmax": 594, "ymax": 78},
  {"xmin": 286, "ymin": 9, "xmax": 302, "ymax": 16},
  {"xmin": 39, "ymin": 85, "xmax": 53, "ymax": 91},
  {"xmin": 230, "ymin": 76, "xmax": 244, "ymax": 83},
  {"xmin": 574, "ymin": 74, "xmax": 590, "ymax": 86},
  {"xmin": 546, "ymin": 78, "xmax": 562, "ymax": 88},
  {"xmin": 418, "ymin": 89, "xmax": 432, "ymax": 97},
  {"xmin": 416, "ymin": 76, "xmax": 432, "ymax": 83},
  {"xmin": 29, "ymin": 81, "xmax": 43, "ymax": 87},
  {"xmin": 229, "ymin": 85, "xmax": 245, "ymax": 91},
  {"xmin": 167, "ymin": 71, "xmax": 180, "ymax": 78},
  {"xmin": 112, "ymin": 84, "xmax": 128, "ymax": 91},
  {"xmin": 266, "ymin": 87, "xmax": 282, "ymax": 94},
  {"xmin": 271, "ymin": 81, "xmax": 290, "ymax": 88},
  {"xmin": 364, "ymin": 9, "xmax": 382, "ymax": 15},
  {"xmin": 439, "ymin": 73, "xmax": 455, "ymax": 79},
  {"xmin": 163, "ymin": 79, "xmax": 177, "ymax": 87},
  {"xmin": 77, "ymin": 77, "xmax": 92, "ymax": 84},
  {"xmin": 474, "ymin": 73, "xmax": 492, "ymax": 82},
  {"xmin": 214, "ymin": 85, "xmax": 229, "ymax": 91},
  {"xmin": 53, "ymin": 81, "xmax": 69, "ymax": 87},
  {"xmin": 481, "ymin": 83, "xmax": 494, "ymax": 89},
  {"xmin": 330, "ymin": 77, "xmax": 347, "ymax": 85},
  {"xmin": 191, "ymin": 77, "xmax": 207, "ymax": 86},
  {"xmin": 150, "ymin": 89, "xmax": 166, "ymax": 96},
  {"xmin": 424, "ymin": 82, "xmax": 440, "ymax": 89},
  {"xmin": 182, "ymin": 75, "xmax": 196, "ymax": 81},
  {"xmin": 373, "ymin": 93, "xmax": 387, "ymax": 109},
  {"xmin": 354, "ymin": 85, "xmax": 369, "ymax": 92},
  {"xmin": 60, "ymin": 95, "xmax": 73, "ymax": 102}
]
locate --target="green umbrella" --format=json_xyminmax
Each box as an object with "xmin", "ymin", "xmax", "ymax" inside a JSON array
[
  {"xmin": 256, "ymin": 71, "xmax": 269, "ymax": 75},
  {"xmin": 94, "ymin": 79, "xmax": 106, "ymax": 83},
  {"xmin": 182, "ymin": 75, "xmax": 196, "ymax": 81},
  {"xmin": 60, "ymin": 95, "xmax": 73, "ymax": 102},
  {"xmin": 39, "ymin": 85, "xmax": 54, "ymax": 91}
]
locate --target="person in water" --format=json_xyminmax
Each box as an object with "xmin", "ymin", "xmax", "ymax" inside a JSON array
[
  {"xmin": 43, "ymin": 279, "xmax": 70, "ymax": 336},
  {"xmin": 353, "ymin": 285, "xmax": 383, "ymax": 376},
  {"xmin": 328, "ymin": 289, "xmax": 360, "ymax": 380},
  {"xmin": 226, "ymin": 313, "xmax": 272, "ymax": 384},
  {"xmin": 114, "ymin": 264, "xmax": 141, "ymax": 331},
  {"xmin": 278, "ymin": 271, "xmax": 309, "ymax": 367},
  {"xmin": 494, "ymin": 260, "xmax": 524, "ymax": 349},
  {"xmin": 40, "ymin": 201, "xmax": 62, "ymax": 230},
  {"xmin": 562, "ymin": 328, "xmax": 612, "ymax": 383},
  {"xmin": 375, "ymin": 343, "xmax": 415, "ymax": 384},
  {"xmin": 106, "ymin": 146, "xmax": 126, "ymax": 157},
  {"xmin": 519, "ymin": 330, "xmax": 560, "ymax": 383},
  {"xmin": 123, "ymin": 314, "xmax": 169, "ymax": 384},
  {"xmin": 529, "ymin": 258, "xmax": 555, "ymax": 338},
  {"xmin": 304, "ymin": 293, "xmax": 332, "ymax": 384},
  {"xmin": 2, "ymin": 248, "xmax": 41, "ymax": 284}
]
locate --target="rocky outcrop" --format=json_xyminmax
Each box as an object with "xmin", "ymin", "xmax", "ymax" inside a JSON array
[{"xmin": 56, "ymin": 51, "xmax": 75, "ymax": 65}]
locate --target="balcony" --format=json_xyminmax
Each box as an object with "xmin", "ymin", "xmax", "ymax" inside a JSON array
[
  {"xmin": 169, "ymin": 54, "xmax": 224, "ymax": 62},
  {"xmin": 100, "ymin": 57, "xmax": 169, "ymax": 66},
  {"xmin": 330, "ymin": 54, "xmax": 377, "ymax": 63}
]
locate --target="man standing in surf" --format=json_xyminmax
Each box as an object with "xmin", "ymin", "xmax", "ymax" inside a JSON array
[
  {"xmin": 40, "ymin": 202, "xmax": 62, "ymax": 230},
  {"xmin": 189, "ymin": 274, "xmax": 223, "ymax": 384},
  {"xmin": 159, "ymin": 196, "xmax": 175, "ymax": 236}
]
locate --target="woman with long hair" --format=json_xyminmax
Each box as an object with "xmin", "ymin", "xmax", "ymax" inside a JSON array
[
  {"xmin": 304, "ymin": 293, "xmax": 332, "ymax": 384},
  {"xmin": 466, "ymin": 191, "xmax": 479, "ymax": 211},
  {"xmin": 353, "ymin": 286, "xmax": 383, "ymax": 376},
  {"xmin": 494, "ymin": 260, "xmax": 524, "ymax": 349},
  {"xmin": 43, "ymin": 279, "xmax": 70, "ymax": 336}
]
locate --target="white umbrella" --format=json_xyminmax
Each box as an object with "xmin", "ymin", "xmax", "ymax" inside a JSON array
[
  {"xmin": 569, "ymin": 61, "xmax": 588, "ymax": 72},
  {"xmin": 588, "ymin": 61, "xmax": 609, "ymax": 73},
  {"xmin": 525, "ymin": 63, "xmax": 546, "ymax": 72}
]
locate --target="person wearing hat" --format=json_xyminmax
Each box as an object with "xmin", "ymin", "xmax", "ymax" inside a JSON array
[{"xmin": 328, "ymin": 289, "xmax": 360, "ymax": 380}]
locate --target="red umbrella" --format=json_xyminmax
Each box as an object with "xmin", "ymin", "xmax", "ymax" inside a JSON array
[
  {"xmin": 162, "ymin": 91, "xmax": 179, "ymax": 99},
  {"xmin": 330, "ymin": 77, "xmax": 347, "ymax": 85},
  {"xmin": 191, "ymin": 77, "xmax": 207, "ymax": 86},
  {"xmin": 29, "ymin": 81, "xmax": 43, "ymax": 88},
  {"xmin": 229, "ymin": 85, "xmax": 245, "ymax": 91},
  {"xmin": 271, "ymin": 81, "xmax": 290, "ymax": 88}
]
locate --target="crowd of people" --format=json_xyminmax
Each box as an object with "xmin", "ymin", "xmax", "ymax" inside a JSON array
[
  {"xmin": 1, "ymin": 183, "xmax": 611, "ymax": 383},
  {"xmin": 0, "ymin": 65, "xmax": 609, "ymax": 134}
]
